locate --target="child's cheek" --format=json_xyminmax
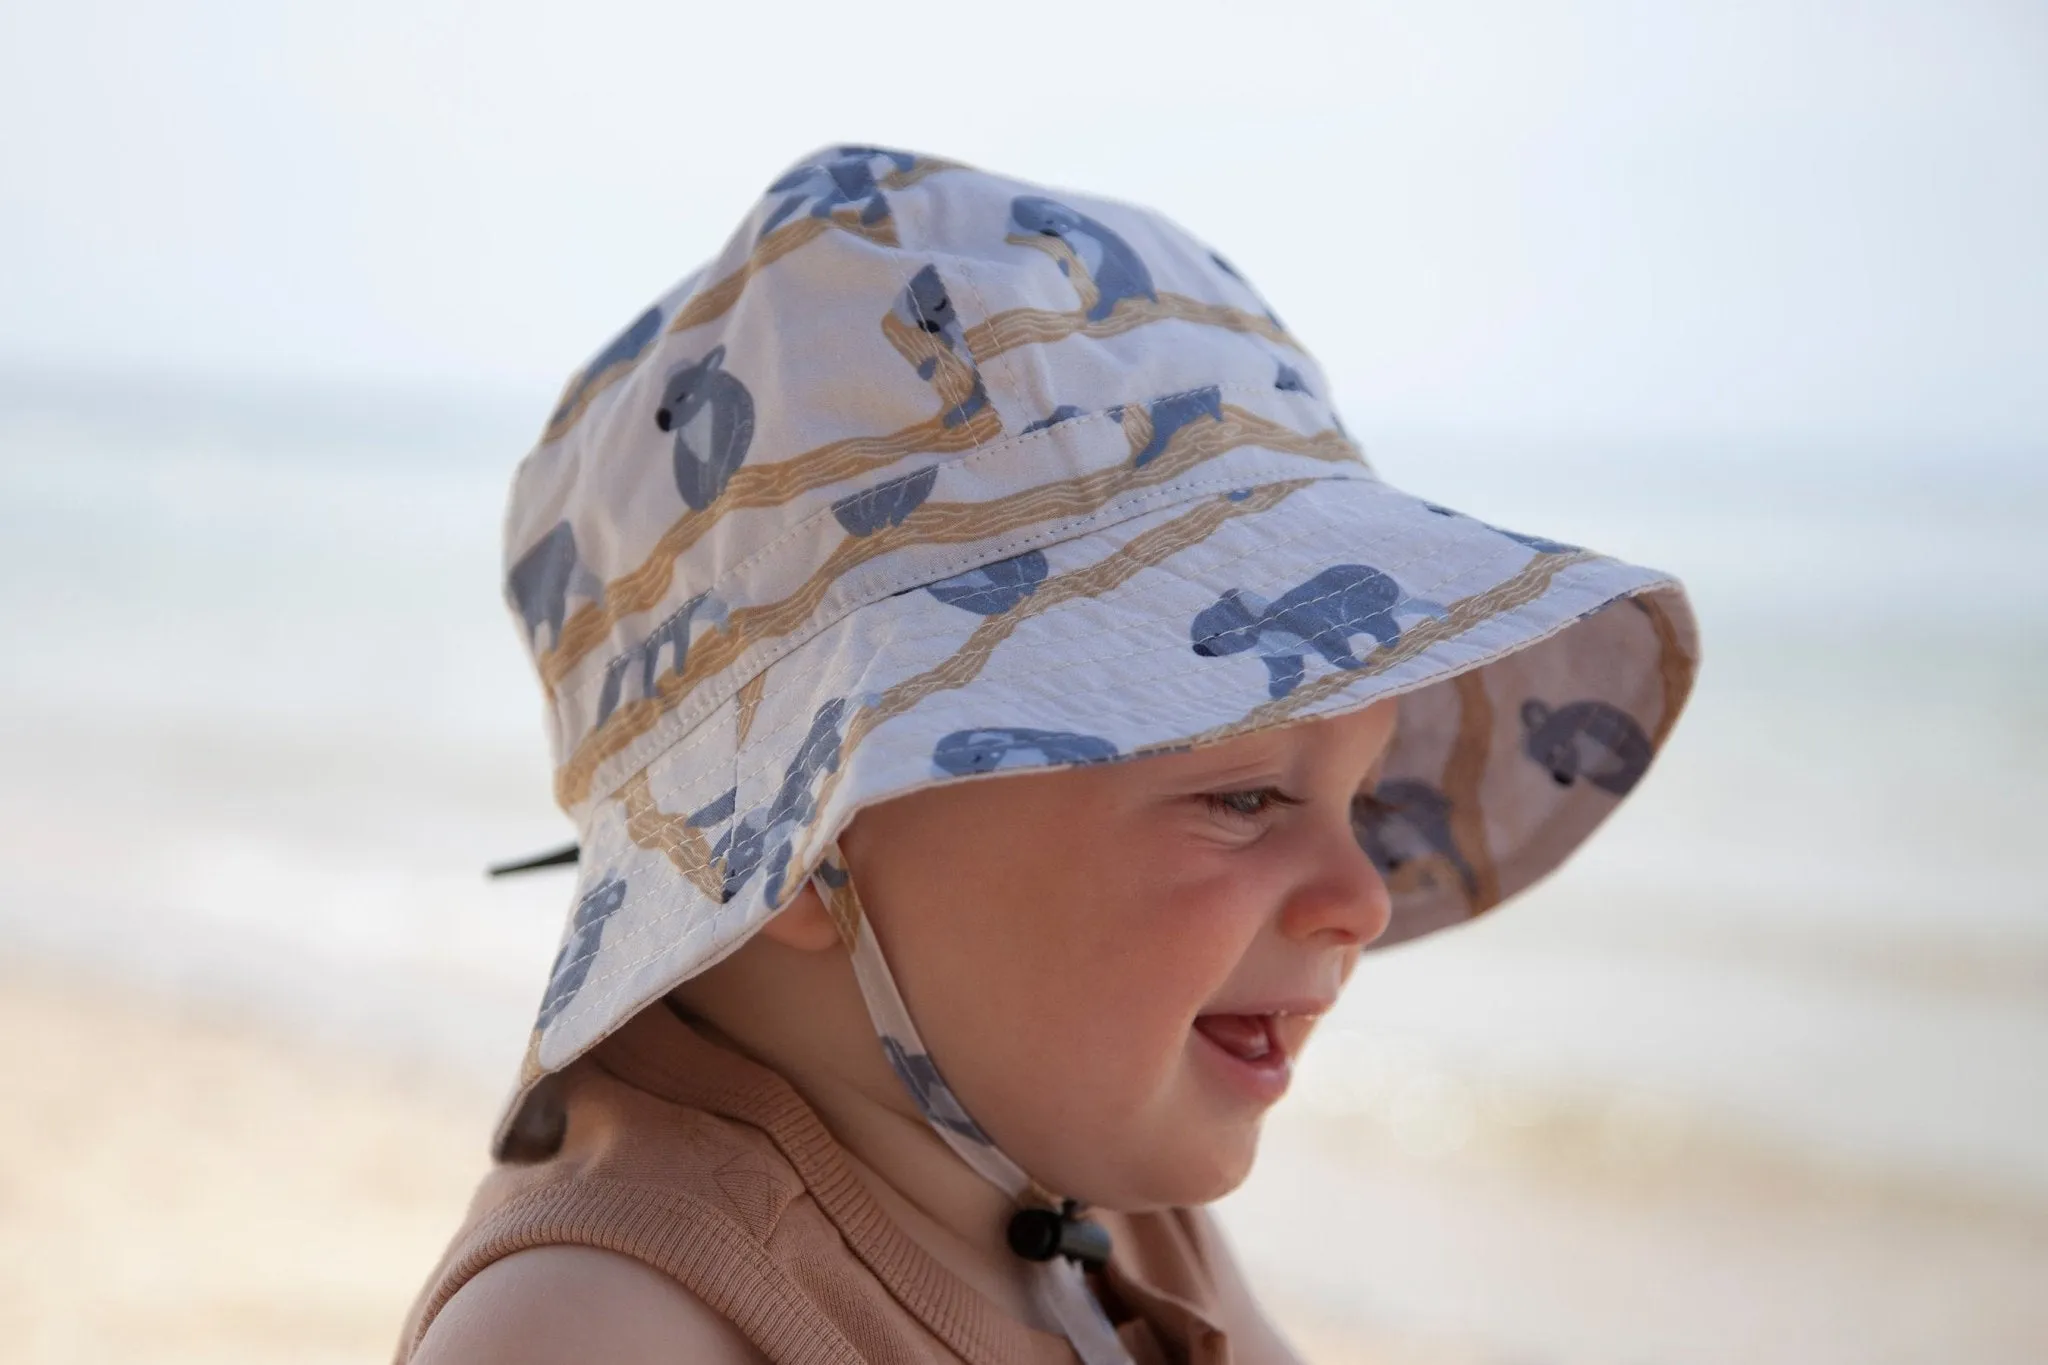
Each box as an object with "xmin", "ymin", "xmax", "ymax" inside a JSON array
[{"xmin": 1118, "ymin": 892, "xmax": 1263, "ymax": 1044}]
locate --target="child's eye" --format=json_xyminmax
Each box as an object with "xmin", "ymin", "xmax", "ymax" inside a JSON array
[
  {"xmin": 1202, "ymin": 787, "xmax": 1301, "ymax": 822},
  {"xmin": 1204, "ymin": 788, "xmax": 1397, "ymax": 824}
]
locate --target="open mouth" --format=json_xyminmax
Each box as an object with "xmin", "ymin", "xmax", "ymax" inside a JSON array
[
  {"xmin": 1193, "ymin": 1012, "xmax": 1285, "ymax": 1064},
  {"xmin": 1190, "ymin": 1007, "xmax": 1322, "ymax": 1103},
  {"xmin": 1191, "ymin": 1013, "xmax": 1298, "ymax": 1104}
]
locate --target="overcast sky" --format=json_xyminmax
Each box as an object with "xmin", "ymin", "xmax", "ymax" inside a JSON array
[{"xmin": 1, "ymin": 0, "xmax": 2041, "ymax": 455}]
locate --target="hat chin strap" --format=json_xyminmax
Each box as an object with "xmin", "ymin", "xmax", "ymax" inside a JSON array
[{"xmin": 810, "ymin": 843, "xmax": 1133, "ymax": 1365}]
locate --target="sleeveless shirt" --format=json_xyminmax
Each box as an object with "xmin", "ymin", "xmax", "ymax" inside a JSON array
[{"xmin": 394, "ymin": 1002, "xmax": 1234, "ymax": 1365}]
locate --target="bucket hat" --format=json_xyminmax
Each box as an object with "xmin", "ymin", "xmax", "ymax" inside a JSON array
[{"xmin": 489, "ymin": 142, "xmax": 1698, "ymax": 1352}]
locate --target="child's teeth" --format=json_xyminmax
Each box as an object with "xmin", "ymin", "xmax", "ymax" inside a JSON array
[{"xmin": 1196, "ymin": 1013, "xmax": 1273, "ymax": 1061}]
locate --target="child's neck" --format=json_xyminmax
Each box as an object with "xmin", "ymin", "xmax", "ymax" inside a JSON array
[{"xmin": 666, "ymin": 994, "xmax": 1067, "ymax": 1334}]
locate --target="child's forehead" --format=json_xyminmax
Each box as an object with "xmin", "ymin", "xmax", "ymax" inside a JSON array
[{"xmin": 1141, "ymin": 700, "xmax": 1401, "ymax": 772}]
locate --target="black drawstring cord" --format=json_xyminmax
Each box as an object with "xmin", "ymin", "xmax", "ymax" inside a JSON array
[
  {"xmin": 486, "ymin": 842, "xmax": 581, "ymax": 877},
  {"xmin": 1006, "ymin": 1198, "xmax": 1113, "ymax": 1270}
]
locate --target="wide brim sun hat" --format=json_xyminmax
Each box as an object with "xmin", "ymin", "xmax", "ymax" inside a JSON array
[{"xmin": 493, "ymin": 143, "xmax": 1699, "ymax": 1199}]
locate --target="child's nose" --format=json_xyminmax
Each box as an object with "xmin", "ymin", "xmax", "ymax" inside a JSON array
[{"xmin": 1276, "ymin": 814, "xmax": 1394, "ymax": 948}]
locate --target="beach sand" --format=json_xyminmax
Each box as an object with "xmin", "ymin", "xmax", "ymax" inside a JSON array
[
  {"xmin": 4, "ymin": 967, "xmax": 2043, "ymax": 1365},
  {"xmin": 0, "ymin": 970, "xmax": 495, "ymax": 1365}
]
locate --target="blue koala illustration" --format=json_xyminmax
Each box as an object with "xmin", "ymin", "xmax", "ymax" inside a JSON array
[
  {"xmin": 658, "ymin": 345, "xmax": 755, "ymax": 512},
  {"xmin": 593, "ymin": 590, "xmax": 731, "ymax": 730},
  {"xmin": 1423, "ymin": 502, "xmax": 1581, "ymax": 557},
  {"xmin": 879, "ymin": 1037, "xmax": 996, "ymax": 1144},
  {"xmin": 685, "ymin": 785, "xmax": 738, "ymax": 830},
  {"xmin": 535, "ymin": 873, "xmax": 629, "ymax": 1031},
  {"xmin": 1208, "ymin": 250, "xmax": 1287, "ymax": 331},
  {"xmin": 1021, "ymin": 405, "xmax": 1085, "ymax": 435},
  {"xmin": 924, "ymin": 549, "xmax": 1050, "ymax": 616},
  {"xmin": 758, "ymin": 145, "xmax": 918, "ymax": 240},
  {"xmin": 1121, "ymin": 385, "xmax": 1223, "ymax": 468},
  {"xmin": 1192, "ymin": 564, "xmax": 1441, "ymax": 700},
  {"xmin": 1520, "ymin": 699, "xmax": 1651, "ymax": 796},
  {"xmin": 931, "ymin": 727, "xmax": 1121, "ymax": 777},
  {"xmin": 891, "ymin": 265, "xmax": 989, "ymax": 428},
  {"xmin": 699, "ymin": 699, "xmax": 850, "ymax": 909},
  {"xmin": 833, "ymin": 465, "xmax": 938, "ymax": 537},
  {"xmin": 897, "ymin": 264, "xmax": 966, "ymax": 360},
  {"xmin": 547, "ymin": 304, "xmax": 665, "ymax": 432},
  {"xmin": 506, "ymin": 520, "xmax": 605, "ymax": 653},
  {"xmin": 1354, "ymin": 780, "xmax": 1478, "ymax": 901},
  {"xmin": 1009, "ymin": 195, "xmax": 1157, "ymax": 322}
]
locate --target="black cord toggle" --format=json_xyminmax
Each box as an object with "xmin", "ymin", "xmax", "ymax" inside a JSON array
[
  {"xmin": 1006, "ymin": 1198, "xmax": 1112, "ymax": 1270},
  {"xmin": 486, "ymin": 842, "xmax": 581, "ymax": 877}
]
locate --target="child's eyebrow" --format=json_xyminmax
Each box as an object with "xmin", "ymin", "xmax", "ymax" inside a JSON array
[{"xmin": 1182, "ymin": 750, "xmax": 1392, "ymax": 792}]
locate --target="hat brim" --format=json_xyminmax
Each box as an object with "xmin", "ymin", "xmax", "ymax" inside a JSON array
[{"xmin": 493, "ymin": 469, "xmax": 1695, "ymax": 1158}]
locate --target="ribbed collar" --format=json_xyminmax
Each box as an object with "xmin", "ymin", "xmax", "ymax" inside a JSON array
[{"xmin": 590, "ymin": 1000, "xmax": 1217, "ymax": 1365}]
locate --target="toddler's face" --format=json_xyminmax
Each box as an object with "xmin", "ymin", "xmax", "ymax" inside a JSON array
[{"xmin": 834, "ymin": 696, "xmax": 1399, "ymax": 1209}]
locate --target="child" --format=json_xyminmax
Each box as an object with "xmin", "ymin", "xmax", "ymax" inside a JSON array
[{"xmin": 395, "ymin": 144, "xmax": 1698, "ymax": 1365}]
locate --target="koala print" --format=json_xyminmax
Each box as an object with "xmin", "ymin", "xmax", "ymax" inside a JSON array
[
  {"xmin": 880, "ymin": 1036, "xmax": 996, "ymax": 1145},
  {"xmin": 535, "ymin": 873, "xmax": 629, "ymax": 1031},
  {"xmin": 1208, "ymin": 250, "xmax": 1288, "ymax": 331},
  {"xmin": 758, "ymin": 145, "xmax": 918, "ymax": 240},
  {"xmin": 888, "ymin": 265, "xmax": 990, "ymax": 429},
  {"xmin": 895, "ymin": 263, "xmax": 967, "ymax": 358},
  {"xmin": 506, "ymin": 520, "xmax": 604, "ymax": 653},
  {"xmin": 1008, "ymin": 195, "xmax": 1158, "ymax": 322},
  {"xmin": 1520, "ymin": 698, "xmax": 1652, "ymax": 795},
  {"xmin": 1121, "ymin": 385, "xmax": 1223, "ymax": 469},
  {"xmin": 657, "ymin": 345, "xmax": 756, "ymax": 511},
  {"xmin": 1191, "ymin": 564, "xmax": 1445, "ymax": 700},
  {"xmin": 593, "ymin": 590, "xmax": 731, "ymax": 730},
  {"xmin": 931, "ymin": 726, "xmax": 1121, "ymax": 777},
  {"xmin": 1353, "ymin": 779, "xmax": 1478, "ymax": 902},
  {"xmin": 1423, "ymin": 502, "xmax": 1581, "ymax": 557},
  {"xmin": 699, "ymin": 699, "xmax": 850, "ymax": 910},
  {"xmin": 1021, "ymin": 404, "xmax": 1085, "ymax": 435},
  {"xmin": 547, "ymin": 304, "xmax": 665, "ymax": 433},
  {"xmin": 833, "ymin": 465, "xmax": 939, "ymax": 537},
  {"xmin": 924, "ymin": 549, "xmax": 1050, "ymax": 616}
]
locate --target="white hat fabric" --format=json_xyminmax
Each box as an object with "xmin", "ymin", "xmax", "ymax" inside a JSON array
[{"xmin": 493, "ymin": 143, "xmax": 1700, "ymax": 1162}]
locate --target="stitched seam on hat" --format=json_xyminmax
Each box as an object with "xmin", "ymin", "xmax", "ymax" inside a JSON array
[
  {"xmin": 550, "ymin": 567, "xmax": 1655, "ymax": 1040},
  {"xmin": 550, "ymin": 375, "xmax": 1361, "ymax": 718},
  {"xmin": 544, "ymin": 472, "xmax": 1406, "ymax": 1019},
  {"xmin": 566, "ymin": 482, "xmax": 1563, "ymax": 842},
  {"xmin": 552, "ymin": 532, "xmax": 1654, "ymax": 1002},
  {"xmin": 580, "ymin": 479, "xmax": 1520, "ymax": 811},
  {"xmin": 660, "ymin": 527, "xmax": 1541, "ymax": 840},
  {"xmin": 632, "ymin": 547, "xmax": 1639, "ymax": 879},
  {"xmin": 544, "ymin": 548, "xmax": 1656, "ymax": 1029},
  {"xmin": 563, "ymin": 449, "xmax": 1373, "ymax": 805},
  {"xmin": 550, "ymin": 372, "xmax": 1355, "ymax": 718},
  {"xmin": 947, "ymin": 253, "xmax": 1033, "ymax": 437}
]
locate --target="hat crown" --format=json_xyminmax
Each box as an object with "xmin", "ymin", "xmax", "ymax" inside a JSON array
[{"xmin": 502, "ymin": 144, "xmax": 1372, "ymax": 818}]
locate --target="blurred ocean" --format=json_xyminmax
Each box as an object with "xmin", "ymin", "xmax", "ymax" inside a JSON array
[{"xmin": 3, "ymin": 369, "xmax": 2044, "ymax": 1356}]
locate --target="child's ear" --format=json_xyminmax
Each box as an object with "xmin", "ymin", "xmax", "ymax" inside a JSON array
[{"xmin": 756, "ymin": 883, "xmax": 842, "ymax": 952}]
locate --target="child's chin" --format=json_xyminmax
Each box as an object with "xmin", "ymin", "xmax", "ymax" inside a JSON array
[{"xmin": 1097, "ymin": 1121, "xmax": 1263, "ymax": 1209}]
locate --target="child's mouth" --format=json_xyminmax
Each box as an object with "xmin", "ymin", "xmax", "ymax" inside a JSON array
[
  {"xmin": 1193, "ymin": 1012, "xmax": 1281, "ymax": 1063},
  {"xmin": 1190, "ymin": 1012, "xmax": 1296, "ymax": 1103}
]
